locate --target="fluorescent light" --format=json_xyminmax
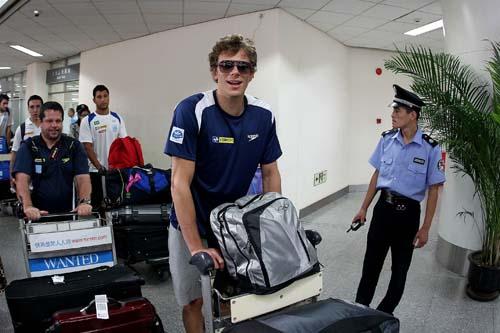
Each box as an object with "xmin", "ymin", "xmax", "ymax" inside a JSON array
[
  {"xmin": 404, "ymin": 19, "xmax": 443, "ymax": 36},
  {"xmin": 0, "ymin": 67, "xmax": 11, "ymax": 70},
  {"xmin": 0, "ymin": 1, "xmax": 8, "ymax": 9},
  {"xmin": 10, "ymin": 45, "xmax": 43, "ymax": 57}
]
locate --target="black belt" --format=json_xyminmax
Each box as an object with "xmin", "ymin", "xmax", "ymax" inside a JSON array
[{"xmin": 380, "ymin": 189, "xmax": 419, "ymax": 211}]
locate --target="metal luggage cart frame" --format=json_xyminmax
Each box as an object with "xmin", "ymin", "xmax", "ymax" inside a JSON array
[
  {"xmin": 191, "ymin": 230, "xmax": 323, "ymax": 333},
  {"xmin": 20, "ymin": 213, "xmax": 117, "ymax": 277}
]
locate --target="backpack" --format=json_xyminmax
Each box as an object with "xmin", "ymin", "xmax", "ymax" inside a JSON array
[
  {"xmin": 104, "ymin": 165, "xmax": 171, "ymax": 208},
  {"xmin": 108, "ymin": 136, "xmax": 144, "ymax": 169},
  {"xmin": 210, "ymin": 192, "xmax": 319, "ymax": 295}
]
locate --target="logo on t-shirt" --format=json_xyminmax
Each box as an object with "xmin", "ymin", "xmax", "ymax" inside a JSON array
[
  {"xmin": 247, "ymin": 134, "xmax": 259, "ymax": 142},
  {"xmin": 170, "ymin": 126, "xmax": 184, "ymax": 144},
  {"xmin": 212, "ymin": 136, "xmax": 234, "ymax": 144}
]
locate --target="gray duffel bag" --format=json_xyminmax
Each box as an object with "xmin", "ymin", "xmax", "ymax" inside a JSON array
[{"xmin": 210, "ymin": 192, "xmax": 319, "ymax": 295}]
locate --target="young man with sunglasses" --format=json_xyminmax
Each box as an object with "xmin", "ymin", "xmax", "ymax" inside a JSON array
[{"xmin": 165, "ymin": 34, "xmax": 282, "ymax": 333}]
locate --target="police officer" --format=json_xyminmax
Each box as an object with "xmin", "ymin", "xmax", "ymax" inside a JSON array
[
  {"xmin": 13, "ymin": 101, "xmax": 92, "ymax": 221},
  {"xmin": 353, "ymin": 85, "xmax": 446, "ymax": 315}
]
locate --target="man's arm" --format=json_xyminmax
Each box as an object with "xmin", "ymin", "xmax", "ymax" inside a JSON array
[
  {"xmin": 261, "ymin": 161, "xmax": 281, "ymax": 193},
  {"xmin": 414, "ymin": 184, "xmax": 442, "ymax": 248},
  {"xmin": 9, "ymin": 151, "xmax": 16, "ymax": 185},
  {"xmin": 83, "ymin": 143, "xmax": 103, "ymax": 170},
  {"xmin": 74, "ymin": 174, "xmax": 92, "ymax": 216},
  {"xmin": 15, "ymin": 172, "xmax": 47, "ymax": 220},
  {"xmin": 171, "ymin": 156, "xmax": 224, "ymax": 269},
  {"xmin": 6, "ymin": 125, "xmax": 11, "ymax": 145},
  {"xmin": 353, "ymin": 170, "xmax": 379, "ymax": 223}
]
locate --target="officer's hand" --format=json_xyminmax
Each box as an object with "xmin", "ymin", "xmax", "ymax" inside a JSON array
[
  {"xmin": 10, "ymin": 177, "xmax": 15, "ymax": 188},
  {"xmin": 73, "ymin": 203, "xmax": 92, "ymax": 216},
  {"xmin": 24, "ymin": 206, "xmax": 48, "ymax": 221},
  {"xmin": 352, "ymin": 208, "xmax": 367, "ymax": 224},
  {"xmin": 413, "ymin": 228, "xmax": 429, "ymax": 248},
  {"xmin": 191, "ymin": 248, "xmax": 225, "ymax": 270}
]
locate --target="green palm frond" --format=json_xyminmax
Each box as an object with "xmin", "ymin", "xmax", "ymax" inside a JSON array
[{"xmin": 385, "ymin": 45, "xmax": 500, "ymax": 267}]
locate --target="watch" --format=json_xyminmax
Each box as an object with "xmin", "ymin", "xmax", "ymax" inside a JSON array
[{"xmin": 79, "ymin": 198, "xmax": 92, "ymax": 205}]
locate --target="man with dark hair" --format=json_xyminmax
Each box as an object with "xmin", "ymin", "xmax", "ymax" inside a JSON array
[
  {"xmin": 79, "ymin": 85, "xmax": 127, "ymax": 209},
  {"xmin": 13, "ymin": 101, "xmax": 92, "ymax": 221},
  {"xmin": 0, "ymin": 93, "xmax": 13, "ymax": 146},
  {"xmin": 353, "ymin": 85, "xmax": 445, "ymax": 315},
  {"xmin": 165, "ymin": 34, "xmax": 282, "ymax": 332},
  {"xmin": 10, "ymin": 95, "xmax": 44, "ymax": 186}
]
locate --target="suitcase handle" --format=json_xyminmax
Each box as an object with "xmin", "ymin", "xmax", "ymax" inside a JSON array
[{"xmin": 80, "ymin": 297, "xmax": 121, "ymax": 313}]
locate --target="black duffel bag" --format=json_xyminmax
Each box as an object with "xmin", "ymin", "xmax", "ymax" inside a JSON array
[{"xmin": 104, "ymin": 165, "xmax": 171, "ymax": 208}]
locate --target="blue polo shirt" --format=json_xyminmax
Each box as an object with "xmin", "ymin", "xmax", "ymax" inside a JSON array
[
  {"xmin": 370, "ymin": 128, "xmax": 446, "ymax": 201},
  {"xmin": 13, "ymin": 135, "xmax": 89, "ymax": 213},
  {"xmin": 164, "ymin": 90, "xmax": 282, "ymax": 240}
]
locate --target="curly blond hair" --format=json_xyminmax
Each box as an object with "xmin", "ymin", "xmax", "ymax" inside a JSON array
[{"xmin": 208, "ymin": 34, "xmax": 257, "ymax": 72}]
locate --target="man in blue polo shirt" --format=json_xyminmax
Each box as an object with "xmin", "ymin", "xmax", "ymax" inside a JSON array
[
  {"xmin": 14, "ymin": 101, "xmax": 92, "ymax": 221},
  {"xmin": 352, "ymin": 85, "xmax": 445, "ymax": 315},
  {"xmin": 165, "ymin": 34, "xmax": 282, "ymax": 333}
]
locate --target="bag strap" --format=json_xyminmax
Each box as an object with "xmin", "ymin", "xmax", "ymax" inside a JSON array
[{"xmin": 20, "ymin": 122, "xmax": 26, "ymax": 139}]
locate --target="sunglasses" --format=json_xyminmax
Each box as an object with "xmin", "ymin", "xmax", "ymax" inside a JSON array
[{"xmin": 217, "ymin": 60, "xmax": 254, "ymax": 74}]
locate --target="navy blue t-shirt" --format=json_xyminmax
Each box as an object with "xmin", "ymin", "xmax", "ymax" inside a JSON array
[
  {"xmin": 13, "ymin": 135, "xmax": 89, "ymax": 213},
  {"xmin": 164, "ymin": 90, "xmax": 282, "ymax": 240}
]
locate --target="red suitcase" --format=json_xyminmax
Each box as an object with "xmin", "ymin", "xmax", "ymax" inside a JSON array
[{"xmin": 47, "ymin": 297, "xmax": 164, "ymax": 333}]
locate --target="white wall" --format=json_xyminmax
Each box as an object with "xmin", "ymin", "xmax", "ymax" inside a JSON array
[
  {"xmin": 347, "ymin": 48, "xmax": 411, "ymax": 186},
  {"xmin": 275, "ymin": 11, "xmax": 350, "ymax": 208},
  {"xmin": 79, "ymin": 8, "xmax": 404, "ymax": 210}
]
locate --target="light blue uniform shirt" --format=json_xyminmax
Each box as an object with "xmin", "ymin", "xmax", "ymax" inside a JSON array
[{"xmin": 369, "ymin": 128, "xmax": 445, "ymax": 202}]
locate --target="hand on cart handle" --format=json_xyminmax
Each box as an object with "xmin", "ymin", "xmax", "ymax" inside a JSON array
[
  {"xmin": 190, "ymin": 249, "xmax": 224, "ymax": 274},
  {"xmin": 72, "ymin": 203, "xmax": 93, "ymax": 217},
  {"xmin": 23, "ymin": 206, "xmax": 48, "ymax": 221}
]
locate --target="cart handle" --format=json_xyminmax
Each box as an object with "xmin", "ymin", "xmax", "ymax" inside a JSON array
[
  {"xmin": 189, "ymin": 252, "xmax": 214, "ymax": 275},
  {"xmin": 305, "ymin": 229, "xmax": 322, "ymax": 247},
  {"xmin": 24, "ymin": 212, "xmax": 101, "ymax": 223}
]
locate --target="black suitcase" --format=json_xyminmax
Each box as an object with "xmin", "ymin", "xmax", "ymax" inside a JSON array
[
  {"xmin": 110, "ymin": 204, "xmax": 170, "ymax": 226},
  {"xmin": 5, "ymin": 265, "xmax": 144, "ymax": 333},
  {"xmin": 222, "ymin": 298, "xmax": 399, "ymax": 333},
  {"xmin": 113, "ymin": 225, "xmax": 169, "ymax": 263},
  {"xmin": 0, "ymin": 180, "xmax": 15, "ymax": 200}
]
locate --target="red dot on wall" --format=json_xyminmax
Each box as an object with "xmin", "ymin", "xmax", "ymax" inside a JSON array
[{"xmin": 376, "ymin": 67, "xmax": 382, "ymax": 75}]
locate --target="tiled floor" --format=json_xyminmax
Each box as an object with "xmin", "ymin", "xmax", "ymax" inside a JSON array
[{"xmin": 1, "ymin": 192, "xmax": 498, "ymax": 332}]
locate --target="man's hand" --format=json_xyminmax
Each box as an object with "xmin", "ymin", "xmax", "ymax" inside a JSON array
[
  {"xmin": 352, "ymin": 208, "xmax": 367, "ymax": 224},
  {"xmin": 24, "ymin": 206, "xmax": 48, "ymax": 221},
  {"xmin": 73, "ymin": 203, "xmax": 92, "ymax": 216},
  {"xmin": 413, "ymin": 227, "xmax": 429, "ymax": 248},
  {"xmin": 10, "ymin": 177, "xmax": 15, "ymax": 188},
  {"xmin": 191, "ymin": 248, "xmax": 225, "ymax": 270}
]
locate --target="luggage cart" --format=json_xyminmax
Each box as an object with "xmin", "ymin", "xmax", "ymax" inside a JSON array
[
  {"xmin": 20, "ymin": 213, "xmax": 117, "ymax": 277},
  {"xmin": 190, "ymin": 230, "xmax": 323, "ymax": 333}
]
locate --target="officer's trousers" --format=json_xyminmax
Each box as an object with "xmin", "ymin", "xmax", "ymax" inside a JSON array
[{"xmin": 355, "ymin": 196, "xmax": 420, "ymax": 314}]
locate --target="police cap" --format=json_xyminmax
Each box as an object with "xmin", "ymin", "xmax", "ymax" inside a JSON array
[{"xmin": 390, "ymin": 84, "xmax": 425, "ymax": 111}]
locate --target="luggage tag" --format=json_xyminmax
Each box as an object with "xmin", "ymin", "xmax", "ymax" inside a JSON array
[{"xmin": 95, "ymin": 294, "xmax": 109, "ymax": 319}]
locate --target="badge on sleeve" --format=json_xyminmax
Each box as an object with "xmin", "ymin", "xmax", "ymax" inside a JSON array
[
  {"xmin": 170, "ymin": 126, "xmax": 185, "ymax": 144},
  {"xmin": 438, "ymin": 159, "xmax": 445, "ymax": 172}
]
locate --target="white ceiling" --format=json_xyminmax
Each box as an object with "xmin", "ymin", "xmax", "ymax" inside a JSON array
[{"xmin": 0, "ymin": 0, "xmax": 444, "ymax": 76}]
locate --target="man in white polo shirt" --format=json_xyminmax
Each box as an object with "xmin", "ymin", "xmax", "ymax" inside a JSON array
[
  {"xmin": 79, "ymin": 84, "xmax": 127, "ymax": 209},
  {"xmin": 10, "ymin": 95, "xmax": 43, "ymax": 186}
]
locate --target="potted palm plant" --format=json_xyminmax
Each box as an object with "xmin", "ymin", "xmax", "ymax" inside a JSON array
[{"xmin": 384, "ymin": 42, "xmax": 500, "ymax": 301}]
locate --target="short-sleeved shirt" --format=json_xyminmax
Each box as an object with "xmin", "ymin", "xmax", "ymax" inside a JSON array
[
  {"xmin": 12, "ymin": 118, "xmax": 41, "ymax": 152},
  {"xmin": 369, "ymin": 128, "xmax": 446, "ymax": 202},
  {"xmin": 13, "ymin": 135, "xmax": 89, "ymax": 213},
  {"xmin": 79, "ymin": 111, "xmax": 127, "ymax": 172},
  {"xmin": 165, "ymin": 90, "xmax": 282, "ymax": 241},
  {"xmin": 0, "ymin": 110, "xmax": 13, "ymax": 138}
]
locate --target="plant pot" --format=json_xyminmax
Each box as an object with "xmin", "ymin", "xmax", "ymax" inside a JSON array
[{"xmin": 466, "ymin": 250, "xmax": 500, "ymax": 302}]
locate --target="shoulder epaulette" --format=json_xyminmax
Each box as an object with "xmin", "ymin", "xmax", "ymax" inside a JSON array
[
  {"xmin": 422, "ymin": 134, "xmax": 438, "ymax": 147},
  {"xmin": 381, "ymin": 129, "xmax": 398, "ymax": 137}
]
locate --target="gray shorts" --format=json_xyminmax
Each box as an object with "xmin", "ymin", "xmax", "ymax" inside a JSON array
[{"xmin": 169, "ymin": 227, "xmax": 206, "ymax": 306}]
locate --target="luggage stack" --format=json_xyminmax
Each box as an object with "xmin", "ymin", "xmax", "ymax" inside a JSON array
[
  {"xmin": 5, "ymin": 265, "xmax": 164, "ymax": 333},
  {"xmin": 103, "ymin": 166, "xmax": 172, "ymax": 279}
]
